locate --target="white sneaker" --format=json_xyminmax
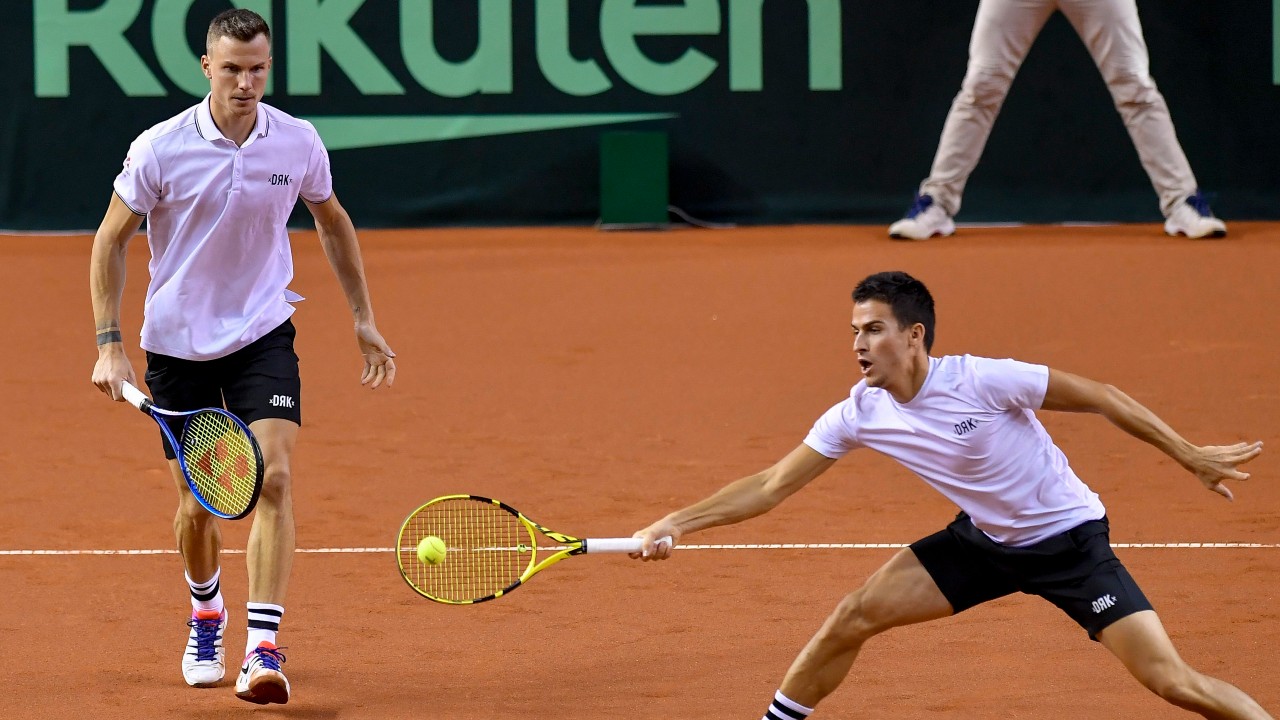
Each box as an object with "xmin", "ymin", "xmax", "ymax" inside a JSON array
[
  {"xmin": 888, "ymin": 194, "xmax": 956, "ymax": 240},
  {"xmin": 235, "ymin": 642, "xmax": 290, "ymax": 705},
  {"xmin": 1164, "ymin": 191, "xmax": 1227, "ymax": 239},
  {"xmin": 181, "ymin": 609, "xmax": 226, "ymax": 687}
]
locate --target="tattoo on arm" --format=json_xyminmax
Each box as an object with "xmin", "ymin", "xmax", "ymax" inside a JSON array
[{"xmin": 96, "ymin": 321, "xmax": 122, "ymax": 346}]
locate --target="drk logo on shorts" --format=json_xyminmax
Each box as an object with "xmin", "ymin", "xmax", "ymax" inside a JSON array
[
  {"xmin": 1091, "ymin": 594, "xmax": 1117, "ymax": 614},
  {"xmin": 269, "ymin": 394, "xmax": 295, "ymax": 408}
]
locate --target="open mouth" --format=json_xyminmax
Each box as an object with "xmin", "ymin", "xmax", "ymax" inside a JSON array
[{"xmin": 858, "ymin": 358, "xmax": 872, "ymax": 375}]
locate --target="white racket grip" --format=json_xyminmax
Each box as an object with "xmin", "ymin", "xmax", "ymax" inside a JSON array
[
  {"xmin": 584, "ymin": 536, "xmax": 673, "ymax": 555},
  {"xmin": 120, "ymin": 381, "xmax": 151, "ymax": 412}
]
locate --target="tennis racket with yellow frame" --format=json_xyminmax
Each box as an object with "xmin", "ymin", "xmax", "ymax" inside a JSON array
[
  {"xmin": 396, "ymin": 494, "xmax": 669, "ymax": 604},
  {"xmin": 121, "ymin": 381, "xmax": 265, "ymax": 520}
]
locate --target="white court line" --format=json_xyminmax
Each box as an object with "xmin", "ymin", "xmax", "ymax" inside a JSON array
[{"xmin": 1, "ymin": 542, "xmax": 1278, "ymax": 556}]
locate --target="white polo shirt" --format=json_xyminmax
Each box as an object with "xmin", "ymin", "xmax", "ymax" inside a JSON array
[
  {"xmin": 114, "ymin": 96, "xmax": 332, "ymax": 361},
  {"xmin": 804, "ymin": 354, "xmax": 1105, "ymax": 546}
]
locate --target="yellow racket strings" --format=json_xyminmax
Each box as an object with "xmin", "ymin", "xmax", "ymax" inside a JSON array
[
  {"xmin": 181, "ymin": 412, "xmax": 260, "ymax": 516},
  {"xmin": 403, "ymin": 499, "xmax": 529, "ymax": 602}
]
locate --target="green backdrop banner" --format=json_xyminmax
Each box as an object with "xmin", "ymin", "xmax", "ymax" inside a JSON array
[{"xmin": 3, "ymin": 0, "xmax": 1277, "ymax": 230}]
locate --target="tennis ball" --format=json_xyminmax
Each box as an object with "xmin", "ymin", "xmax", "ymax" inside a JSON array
[{"xmin": 417, "ymin": 535, "xmax": 447, "ymax": 565}]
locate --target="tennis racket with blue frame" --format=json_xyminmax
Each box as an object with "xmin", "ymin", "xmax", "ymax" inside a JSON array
[
  {"xmin": 121, "ymin": 381, "xmax": 264, "ymax": 520},
  {"xmin": 396, "ymin": 494, "xmax": 670, "ymax": 604}
]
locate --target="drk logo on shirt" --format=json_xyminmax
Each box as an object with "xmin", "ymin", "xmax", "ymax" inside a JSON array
[
  {"xmin": 953, "ymin": 418, "xmax": 979, "ymax": 436},
  {"xmin": 270, "ymin": 174, "xmax": 292, "ymax": 186}
]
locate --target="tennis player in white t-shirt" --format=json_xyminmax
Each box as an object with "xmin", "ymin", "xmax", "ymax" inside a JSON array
[
  {"xmin": 632, "ymin": 272, "xmax": 1270, "ymax": 719},
  {"xmin": 89, "ymin": 9, "xmax": 396, "ymax": 706}
]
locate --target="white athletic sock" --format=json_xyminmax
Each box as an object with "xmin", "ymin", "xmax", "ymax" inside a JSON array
[
  {"xmin": 185, "ymin": 568, "xmax": 223, "ymax": 613},
  {"xmin": 245, "ymin": 602, "xmax": 284, "ymax": 657},
  {"xmin": 763, "ymin": 690, "xmax": 814, "ymax": 720}
]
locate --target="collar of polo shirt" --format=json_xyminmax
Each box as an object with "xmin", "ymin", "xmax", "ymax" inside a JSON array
[{"xmin": 194, "ymin": 94, "xmax": 270, "ymax": 148}]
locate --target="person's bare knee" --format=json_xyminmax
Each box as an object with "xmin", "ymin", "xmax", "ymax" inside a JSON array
[
  {"xmin": 1139, "ymin": 660, "xmax": 1211, "ymax": 711},
  {"xmin": 818, "ymin": 548, "xmax": 953, "ymax": 647},
  {"xmin": 1104, "ymin": 617, "xmax": 1213, "ymax": 713},
  {"xmin": 175, "ymin": 485, "xmax": 216, "ymax": 524},
  {"xmin": 255, "ymin": 464, "xmax": 292, "ymax": 512},
  {"xmin": 249, "ymin": 418, "xmax": 298, "ymax": 514},
  {"xmin": 816, "ymin": 584, "xmax": 904, "ymax": 649}
]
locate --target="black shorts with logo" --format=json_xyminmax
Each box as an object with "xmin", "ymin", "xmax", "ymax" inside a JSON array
[
  {"xmin": 144, "ymin": 319, "xmax": 302, "ymax": 459},
  {"xmin": 909, "ymin": 512, "xmax": 1153, "ymax": 639}
]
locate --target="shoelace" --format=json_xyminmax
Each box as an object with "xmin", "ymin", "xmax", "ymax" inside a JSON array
[
  {"xmin": 1186, "ymin": 190, "xmax": 1215, "ymax": 217},
  {"xmin": 250, "ymin": 646, "xmax": 287, "ymax": 672},
  {"xmin": 187, "ymin": 615, "xmax": 222, "ymax": 662},
  {"xmin": 905, "ymin": 194, "xmax": 934, "ymax": 219}
]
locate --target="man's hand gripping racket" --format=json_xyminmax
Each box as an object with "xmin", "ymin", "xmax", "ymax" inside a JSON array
[
  {"xmin": 120, "ymin": 381, "xmax": 265, "ymax": 520},
  {"xmin": 396, "ymin": 494, "xmax": 671, "ymax": 604}
]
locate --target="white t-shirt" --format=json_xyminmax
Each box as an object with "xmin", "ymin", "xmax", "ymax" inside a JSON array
[
  {"xmin": 804, "ymin": 354, "xmax": 1105, "ymax": 546},
  {"xmin": 114, "ymin": 96, "xmax": 332, "ymax": 361}
]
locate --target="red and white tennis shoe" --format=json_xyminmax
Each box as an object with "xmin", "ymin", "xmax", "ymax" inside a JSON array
[
  {"xmin": 181, "ymin": 609, "xmax": 226, "ymax": 687},
  {"xmin": 235, "ymin": 641, "xmax": 289, "ymax": 704}
]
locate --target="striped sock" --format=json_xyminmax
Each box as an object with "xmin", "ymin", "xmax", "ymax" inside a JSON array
[
  {"xmin": 245, "ymin": 602, "xmax": 284, "ymax": 656},
  {"xmin": 186, "ymin": 568, "xmax": 223, "ymax": 612},
  {"xmin": 763, "ymin": 690, "xmax": 814, "ymax": 720}
]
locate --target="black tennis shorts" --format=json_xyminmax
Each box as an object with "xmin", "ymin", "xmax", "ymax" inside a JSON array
[
  {"xmin": 910, "ymin": 512, "xmax": 1153, "ymax": 640},
  {"xmin": 144, "ymin": 319, "xmax": 302, "ymax": 459}
]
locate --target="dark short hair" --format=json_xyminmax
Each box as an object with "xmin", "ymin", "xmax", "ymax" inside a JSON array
[
  {"xmin": 852, "ymin": 271, "xmax": 936, "ymax": 352},
  {"xmin": 207, "ymin": 9, "xmax": 271, "ymax": 53}
]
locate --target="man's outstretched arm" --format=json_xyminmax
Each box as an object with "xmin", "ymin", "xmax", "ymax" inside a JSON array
[{"xmin": 1041, "ymin": 368, "xmax": 1262, "ymax": 500}]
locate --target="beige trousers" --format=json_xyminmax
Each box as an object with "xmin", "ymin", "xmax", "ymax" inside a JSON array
[{"xmin": 919, "ymin": 0, "xmax": 1199, "ymax": 219}]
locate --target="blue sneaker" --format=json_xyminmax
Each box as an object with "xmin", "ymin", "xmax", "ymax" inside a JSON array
[
  {"xmin": 235, "ymin": 642, "xmax": 289, "ymax": 704},
  {"xmin": 889, "ymin": 194, "xmax": 956, "ymax": 240},
  {"xmin": 1164, "ymin": 190, "xmax": 1226, "ymax": 238}
]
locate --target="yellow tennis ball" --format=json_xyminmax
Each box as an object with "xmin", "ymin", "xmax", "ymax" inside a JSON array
[{"xmin": 417, "ymin": 535, "xmax": 447, "ymax": 565}]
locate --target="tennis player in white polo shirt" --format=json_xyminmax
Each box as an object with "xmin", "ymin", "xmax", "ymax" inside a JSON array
[
  {"xmin": 632, "ymin": 272, "xmax": 1270, "ymax": 719},
  {"xmin": 89, "ymin": 8, "xmax": 396, "ymax": 706}
]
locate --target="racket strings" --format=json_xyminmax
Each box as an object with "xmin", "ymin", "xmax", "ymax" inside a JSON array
[
  {"xmin": 400, "ymin": 499, "xmax": 532, "ymax": 602},
  {"xmin": 181, "ymin": 411, "xmax": 260, "ymax": 516}
]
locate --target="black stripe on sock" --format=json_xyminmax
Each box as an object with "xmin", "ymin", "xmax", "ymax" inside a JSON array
[
  {"xmin": 247, "ymin": 606, "xmax": 283, "ymax": 618},
  {"xmin": 190, "ymin": 582, "xmax": 220, "ymax": 602},
  {"xmin": 247, "ymin": 619, "xmax": 281, "ymax": 630},
  {"xmin": 767, "ymin": 704, "xmax": 805, "ymax": 720}
]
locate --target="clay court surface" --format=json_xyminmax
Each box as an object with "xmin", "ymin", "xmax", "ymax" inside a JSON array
[{"xmin": 1, "ymin": 223, "xmax": 1277, "ymax": 719}]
